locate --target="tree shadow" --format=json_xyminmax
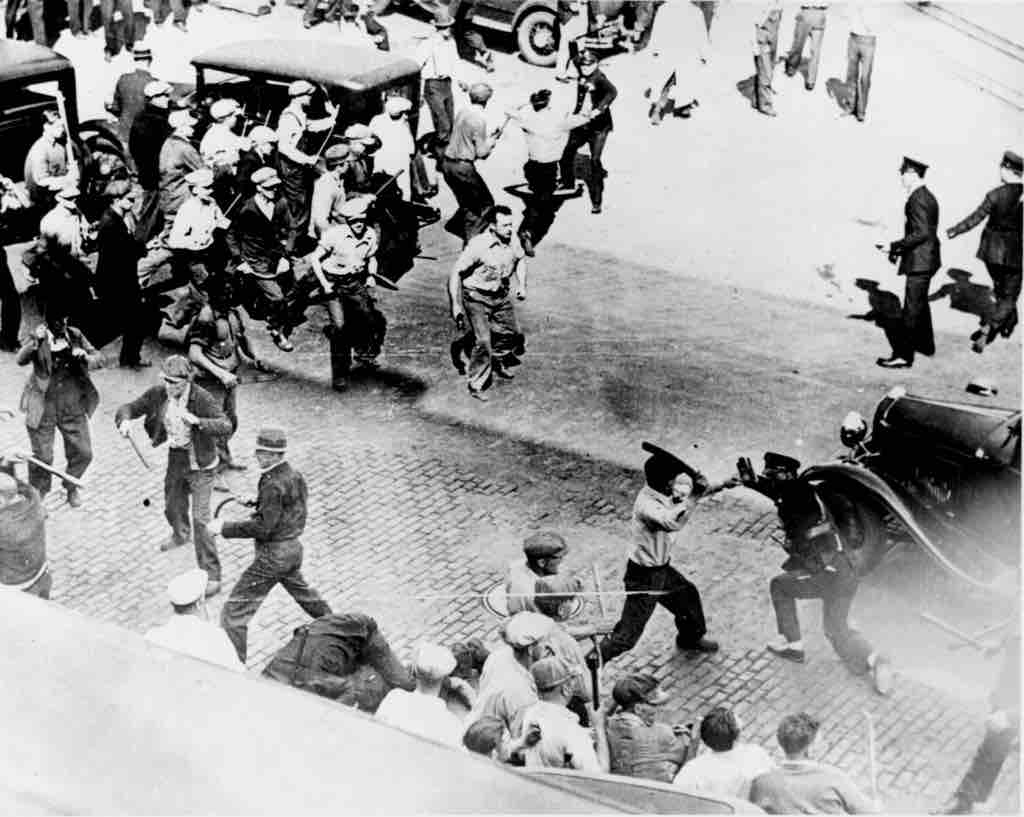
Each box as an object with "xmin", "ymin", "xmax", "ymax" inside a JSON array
[{"xmin": 928, "ymin": 268, "xmax": 994, "ymax": 321}]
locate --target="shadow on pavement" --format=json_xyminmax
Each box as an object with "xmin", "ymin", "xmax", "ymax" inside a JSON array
[{"xmin": 928, "ymin": 268, "xmax": 994, "ymax": 321}]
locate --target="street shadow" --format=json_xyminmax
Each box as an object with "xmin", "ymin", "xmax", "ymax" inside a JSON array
[
  {"xmin": 735, "ymin": 75, "xmax": 757, "ymax": 107},
  {"xmin": 824, "ymin": 77, "xmax": 854, "ymax": 115},
  {"xmin": 928, "ymin": 268, "xmax": 994, "ymax": 321},
  {"xmin": 347, "ymin": 364, "xmax": 429, "ymax": 399},
  {"xmin": 846, "ymin": 277, "xmax": 902, "ymax": 348}
]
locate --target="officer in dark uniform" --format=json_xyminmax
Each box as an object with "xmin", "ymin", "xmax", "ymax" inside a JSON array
[
  {"xmin": 946, "ymin": 150, "xmax": 1023, "ymax": 352},
  {"xmin": 208, "ymin": 425, "xmax": 333, "ymax": 663},
  {"xmin": 878, "ymin": 156, "xmax": 941, "ymax": 369},
  {"xmin": 737, "ymin": 452, "xmax": 892, "ymax": 695}
]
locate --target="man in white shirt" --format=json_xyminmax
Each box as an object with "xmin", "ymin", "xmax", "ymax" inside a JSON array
[
  {"xmin": 376, "ymin": 643, "xmax": 468, "ymax": 748},
  {"xmin": 840, "ymin": 4, "xmax": 879, "ymax": 121},
  {"xmin": 416, "ymin": 8, "xmax": 460, "ymax": 155},
  {"xmin": 168, "ymin": 168, "xmax": 230, "ymax": 253},
  {"xmin": 145, "ymin": 568, "xmax": 244, "ymax": 671},
  {"xmin": 369, "ymin": 96, "xmax": 416, "ymax": 200},
  {"xmin": 673, "ymin": 706, "xmax": 774, "ymax": 799},
  {"xmin": 520, "ymin": 656, "xmax": 609, "ymax": 772},
  {"xmin": 200, "ymin": 99, "xmax": 251, "ymax": 170}
]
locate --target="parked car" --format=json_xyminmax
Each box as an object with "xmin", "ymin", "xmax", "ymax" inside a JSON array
[{"xmin": 799, "ymin": 387, "xmax": 1020, "ymax": 596}]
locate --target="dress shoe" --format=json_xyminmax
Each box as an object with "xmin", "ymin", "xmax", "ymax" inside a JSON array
[
  {"xmin": 172, "ymin": 21, "xmax": 187, "ymax": 32},
  {"xmin": 805, "ymin": 83, "xmax": 815, "ymax": 91},
  {"xmin": 971, "ymin": 335, "xmax": 988, "ymax": 354},
  {"xmin": 66, "ymin": 487, "xmax": 83, "ymax": 508},
  {"xmin": 591, "ymin": 204, "xmax": 602, "ymax": 215},
  {"xmin": 678, "ymin": 635, "xmax": 719, "ymax": 653},
  {"xmin": 876, "ymin": 356, "xmax": 912, "ymax": 368},
  {"xmin": 270, "ymin": 330, "xmax": 295, "ymax": 352},
  {"xmin": 468, "ymin": 387, "xmax": 489, "ymax": 402},
  {"xmin": 160, "ymin": 535, "xmax": 189, "ymax": 552},
  {"xmin": 757, "ymin": 107, "xmax": 778, "ymax": 118},
  {"xmin": 213, "ymin": 475, "xmax": 231, "ymax": 493},
  {"xmin": 871, "ymin": 654, "xmax": 893, "ymax": 695},
  {"xmin": 204, "ymin": 580, "xmax": 221, "ymax": 598},
  {"xmin": 766, "ymin": 641, "xmax": 806, "ymax": 663},
  {"xmin": 493, "ymin": 364, "xmax": 515, "ymax": 380}
]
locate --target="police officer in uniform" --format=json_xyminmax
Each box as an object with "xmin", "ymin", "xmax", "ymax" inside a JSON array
[
  {"xmin": 737, "ymin": 452, "xmax": 893, "ymax": 695},
  {"xmin": 208, "ymin": 425, "xmax": 333, "ymax": 663},
  {"xmin": 558, "ymin": 51, "xmax": 616, "ymax": 214}
]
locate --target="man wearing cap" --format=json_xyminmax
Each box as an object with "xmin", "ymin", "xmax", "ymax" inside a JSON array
[
  {"xmin": 35, "ymin": 182, "xmax": 96, "ymax": 317},
  {"xmin": 115, "ymin": 356, "xmax": 232, "ymax": 589},
  {"xmin": 343, "ymin": 125, "xmax": 383, "ymax": 195},
  {"xmin": 168, "ymin": 168, "xmax": 231, "ymax": 315},
  {"xmin": 23, "ymin": 110, "xmax": 72, "ymax": 212},
  {"xmin": 416, "ymin": 8, "xmax": 460, "ymax": 155},
  {"xmin": 227, "ymin": 167, "xmax": 299, "ymax": 351},
  {"xmin": 596, "ymin": 442, "xmax": 736, "ymax": 663},
  {"xmin": 310, "ymin": 194, "xmax": 387, "ymax": 390},
  {"xmin": 237, "ymin": 126, "xmax": 278, "ymax": 198},
  {"xmin": 106, "ymin": 46, "xmax": 155, "ymax": 141},
  {"xmin": 16, "ymin": 304, "xmax": 100, "ymax": 507},
  {"xmin": 878, "ymin": 156, "xmax": 941, "ymax": 369},
  {"xmin": 508, "ymin": 89, "xmax": 587, "ymax": 255},
  {"xmin": 506, "ymin": 530, "xmax": 573, "ymax": 615},
  {"xmin": 207, "ymin": 426, "xmax": 333, "ymax": 663},
  {"xmin": 158, "ymin": 110, "xmax": 203, "ymax": 229},
  {"xmin": 277, "ymin": 80, "xmax": 338, "ymax": 248},
  {"xmin": 737, "ymin": 452, "xmax": 892, "ymax": 695},
  {"xmin": 606, "ymin": 674, "xmax": 691, "ymax": 783},
  {"xmin": 310, "ymin": 144, "xmax": 353, "ymax": 239},
  {"xmin": 448, "ymin": 204, "xmax": 527, "ymax": 400},
  {"xmin": 0, "ymin": 470, "xmax": 50, "ymax": 599},
  {"xmin": 467, "ymin": 611, "xmax": 551, "ymax": 736},
  {"xmin": 145, "ymin": 569, "xmax": 243, "ymax": 671},
  {"xmin": 376, "ymin": 643, "xmax": 466, "ymax": 748},
  {"xmin": 201, "ymin": 99, "xmax": 251, "ymax": 170},
  {"xmin": 131, "ymin": 81, "xmax": 173, "ymax": 241},
  {"xmin": 369, "ymin": 97, "xmax": 416, "ymax": 201},
  {"xmin": 519, "ymin": 655, "xmax": 610, "ymax": 771},
  {"xmin": 946, "ymin": 151, "xmax": 1023, "ymax": 351},
  {"xmin": 442, "ymin": 82, "xmax": 499, "ymax": 243},
  {"xmin": 558, "ymin": 52, "xmax": 617, "ymax": 215}
]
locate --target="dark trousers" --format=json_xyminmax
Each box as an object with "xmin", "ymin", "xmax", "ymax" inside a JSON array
[
  {"xmin": 164, "ymin": 448, "xmax": 220, "ymax": 581},
  {"xmin": 323, "ymin": 280, "xmax": 386, "ymax": 378},
  {"xmin": 5, "ymin": 0, "xmax": 47, "ymax": 44},
  {"xmin": 100, "ymin": 0, "xmax": 134, "ymax": 54},
  {"xmin": 423, "ymin": 78, "xmax": 454, "ymax": 150},
  {"xmin": 278, "ymin": 156, "xmax": 313, "ymax": 251},
  {"xmin": 250, "ymin": 275, "xmax": 294, "ymax": 334},
  {"xmin": 194, "ymin": 377, "xmax": 237, "ymax": 466},
  {"xmin": 221, "ymin": 538, "xmax": 333, "ymax": 662},
  {"xmin": 785, "ymin": 7, "xmax": 826, "ymax": 87},
  {"xmin": 890, "ymin": 272, "xmax": 935, "ymax": 362},
  {"xmin": 599, "ymin": 560, "xmax": 707, "ymax": 662},
  {"xmin": 441, "ymin": 158, "xmax": 494, "ymax": 243},
  {"xmin": 520, "ymin": 160, "xmax": 558, "ymax": 245},
  {"xmin": 117, "ymin": 300, "xmax": 147, "ymax": 365},
  {"xmin": 559, "ymin": 125, "xmax": 610, "ymax": 208},
  {"xmin": 66, "ymin": 0, "xmax": 92, "ymax": 33},
  {"xmin": 459, "ymin": 289, "xmax": 521, "ymax": 393},
  {"xmin": 150, "ymin": 0, "xmax": 186, "ymax": 24},
  {"xmin": 754, "ymin": 11, "xmax": 781, "ymax": 113},
  {"xmin": 844, "ymin": 33, "xmax": 876, "ymax": 119},
  {"xmin": 135, "ymin": 187, "xmax": 164, "ymax": 244},
  {"xmin": 954, "ymin": 721, "xmax": 1019, "ymax": 805},
  {"xmin": 986, "ymin": 262, "xmax": 1021, "ymax": 341},
  {"xmin": 27, "ymin": 409, "xmax": 92, "ymax": 496},
  {"xmin": 0, "ymin": 251, "xmax": 21, "ymax": 349},
  {"xmin": 770, "ymin": 554, "xmax": 873, "ymax": 674}
]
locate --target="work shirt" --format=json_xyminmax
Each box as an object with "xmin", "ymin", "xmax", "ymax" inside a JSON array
[
  {"xmin": 158, "ymin": 135, "xmax": 204, "ymax": 220},
  {"xmin": 627, "ymin": 486, "xmax": 692, "ymax": 568},
  {"xmin": 319, "ymin": 224, "xmax": 378, "ymax": 280},
  {"xmin": 368, "ymin": 113, "xmax": 415, "ymax": 177},
  {"xmin": 444, "ymin": 106, "xmax": 491, "ymax": 162},
  {"xmin": 309, "ymin": 171, "xmax": 347, "ymax": 238},
  {"xmin": 673, "ymin": 742, "xmax": 774, "ymax": 799},
  {"xmin": 607, "ymin": 711, "xmax": 687, "ymax": 783},
  {"xmin": 521, "ymin": 701, "xmax": 600, "ymax": 771},
  {"xmin": 505, "ymin": 559, "xmax": 541, "ymax": 614},
  {"xmin": 375, "ymin": 689, "xmax": 465, "ymax": 749},
  {"xmin": 468, "ymin": 644, "xmax": 538, "ymax": 737},
  {"xmin": 145, "ymin": 614, "xmax": 244, "ymax": 672},
  {"xmin": 200, "ymin": 124, "xmax": 250, "ymax": 168},
  {"xmin": 186, "ymin": 311, "xmax": 241, "ymax": 376},
  {"xmin": 164, "ymin": 384, "xmax": 193, "ymax": 450},
  {"xmin": 416, "ymin": 33, "xmax": 459, "ymax": 80},
  {"xmin": 168, "ymin": 196, "xmax": 230, "ymax": 251},
  {"xmin": 277, "ymin": 105, "xmax": 332, "ymax": 166},
  {"xmin": 221, "ymin": 461, "xmax": 308, "ymax": 544},
  {"xmin": 514, "ymin": 107, "xmax": 582, "ymax": 163},
  {"xmin": 749, "ymin": 760, "xmax": 878, "ymax": 814},
  {"xmin": 39, "ymin": 204, "xmax": 90, "ymax": 258},
  {"xmin": 453, "ymin": 229, "xmax": 524, "ymax": 295},
  {"xmin": 23, "ymin": 137, "xmax": 68, "ymax": 205}
]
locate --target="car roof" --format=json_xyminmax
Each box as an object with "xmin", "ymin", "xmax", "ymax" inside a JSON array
[
  {"xmin": 191, "ymin": 40, "xmax": 418, "ymax": 92},
  {"xmin": 0, "ymin": 40, "xmax": 72, "ymax": 85}
]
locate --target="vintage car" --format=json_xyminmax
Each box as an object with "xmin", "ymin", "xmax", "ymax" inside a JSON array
[{"xmin": 801, "ymin": 388, "xmax": 1020, "ymax": 596}]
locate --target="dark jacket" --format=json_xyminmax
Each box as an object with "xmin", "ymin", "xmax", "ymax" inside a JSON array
[
  {"xmin": 16, "ymin": 327, "xmax": 101, "ymax": 429},
  {"xmin": 226, "ymin": 196, "xmax": 291, "ymax": 279},
  {"xmin": 235, "ymin": 148, "xmax": 276, "ymax": 199},
  {"xmin": 947, "ymin": 182, "xmax": 1022, "ymax": 270},
  {"xmin": 890, "ymin": 185, "xmax": 941, "ymax": 276},
  {"xmin": 114, "ymin": 383, "xmax": 232, "ymax": 469},
  {"xmin": 94, "ymin": 207, "xmax": 144, "ymax": 304},
  {"xmin": 158, "ymin": 135, "xmax": 203, "ymax": 219},
  {"xmin": 129, "ymin": 104, "xmax": 171, "ymax": 190},
  {"xmin": 108, "ymin": 68, "xmax": 155, "ymax": 142},
  {"xmin": 222, "ymin": 461, "xmax": 308, "ymax": 543},
  {"xmin": 747, "ymin": 476, "xmax": 839, "ymax": 572},
  {"xmin": 573, "ymin": 68, "xmax": 617, "ymax": 132}
]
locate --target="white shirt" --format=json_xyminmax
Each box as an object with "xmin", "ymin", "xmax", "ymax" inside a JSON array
[
  {"xmin": 627, "ymin": 486, "xmax": 693, "ymax": 568},
  {"xmin": 673, "ymin": 742, "xmax": 775, "ymax": 799},
  {"xmin": 521, "ymin": 700, "xmax": 600, "ymax": 772},
  {"xmin": 164, "ymin": 384, "xmax": 192, "ymax": 449},
  {"xmin": 416, "ymin": 34, "xmax": 459, "ymax": 80},
  {"xmin": 168, "ymin": 196, "xmax": 229, "ymax": 251},
  {"xmin": 375, "ymin": 689, "xmax": 464, "ymax": 748},
  {"xmin": 467, "ymin": 644, "xmax": 538, "ymax": 736},
  {"xmin": 513, "ymin": 107, "xmax": 583, "ymax": 164},
  {"xmin": 505, "ymin": 559, "xmax": 540, "ymax": 615},
  {"xmin": 368, "ymin": 113, "xmax": 415, "ymax": 177},
  {"xmin": 145, "ymin": 614, "xmax": 244, "ymax": 672},
  {"xmin": 199, "ymin": 124, "xmax": 250, "ymax": 167}
]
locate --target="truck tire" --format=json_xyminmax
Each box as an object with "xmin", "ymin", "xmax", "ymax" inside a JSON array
[
  {"xmin": 816, "ymin": 485, "xmax": 889, "ymax": 577},
  {"xmin": 517, "ymin": 8, "xmax": 558, "ymax": 67}
]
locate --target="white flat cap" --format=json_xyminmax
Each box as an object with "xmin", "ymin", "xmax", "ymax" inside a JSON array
[
  {"xmin": 503, "ymin": 611, "xmax": 552, "ymax": 647},
  {"xmin": 168, "ymin": 569, "xmax": 208, "ymax": 606}
]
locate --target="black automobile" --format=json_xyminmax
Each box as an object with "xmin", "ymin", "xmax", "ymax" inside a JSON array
[{"xmin": 798, "ymin": 388, "xmax": 1020, "ymax": 597}]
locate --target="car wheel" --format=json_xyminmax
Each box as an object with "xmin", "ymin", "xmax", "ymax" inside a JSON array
[
  {"xmin": 817, "ymin": 485, "xmax": 889, "ymax": 577},
  {"xmin": 517, "ymin": 9, "xmax": 558, "ymax": 67}
]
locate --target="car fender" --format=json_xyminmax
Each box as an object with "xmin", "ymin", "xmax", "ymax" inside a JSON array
[
  {"xmin": 78, "ymin": 118, "xmax": 127, "ymax": 155},
  {"xmin": 803, "ymin": 462, "xmax": 1017, "ymax": 597}
]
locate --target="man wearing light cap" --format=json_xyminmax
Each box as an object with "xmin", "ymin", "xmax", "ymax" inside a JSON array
[
  {"xmin": 158, "ymin": 110, "xmax": 202, "ymax": 229},
  {"xmin": 506, "ymin": 530, "xmax": 572, "ymax": 615},
  {"xmin": 606, "ymin": 674, "xmax": 691, "ymax": 783},
  {"xmin": 237, "ymin": 126, "xmax": 278, "ymax": 198},
  {"xmin": 343, "ymin": 124, "xmax": 381, "ymax": 195},
  {"xmin": 36, "ymin": 181, "xmax": 96, "ymax": 318},
  {"xmin": 131, "ymin": 81, "xmax": 173, "ymax": 241},
  {"xmin": 416, "ymin": 8, "xmax": 460, "ymax": 156},
  {"xmin": 376, "ymin": 642, "xmax": 466, "ymax": 748},
  {"xmin": 596, "ymin": 442, "xmax": 737, "ymax": 663},
  {"xmin": 877, "ymin": 156, "xmax": 940, "ymax": 369},
  {"xmin": 309, "ymin": 194, "xmax": 387, "ymax": 390},
  {"xmin": 106, "ymin": 45, "xmax": 156, "ymax": 141},
  {"xmin": 116, "ymin": 355, "xmax": 232, "ymax": 591},
  {"xmin": 442, "ymin": 82, "xmax": 500, "ymax": 243},
  {"xmin": 369, "ymin": 96, "xmax": 416, "ymax": 201},
  {"xmin": 168, "ymin": 168, "xmax": 231, "ymax": 315},
  {"xmin": 467, "ymin": 611, "xmax": 551, "ymax": 736},
  {"xmin": 277, "ymin": 80, "xmax": 338, "ymax": 248},
  {"xmin": 946, "ymin": 150, "xmax": 1023, "ymax": 352},
  {"xmin": 208, "ymin": 425, "xmax": 333, "ymax": 662},
  {"xmin": 201, "ymin": 99, "xmax": 251, "ymax": 169},
  {"xmin": 309, "ymin": 143, "xmax": 353, "ymax": 239},
  {"xmin": 144, "ymin": 569, "xmax": 243, "ymax": 671}
]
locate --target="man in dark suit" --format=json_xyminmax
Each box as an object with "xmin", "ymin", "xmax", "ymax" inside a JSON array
[
  {"xmin": 130, "ymin": 81, "xmax": 173, "ymax": 243},
  {"xmin": 106, "ymin": 46, "xmax": 156, "ymax": 142},
  {"xmin": 558, "ymin": 51, "xmax": 617, "ymax": 214},
  {"xmin": 946, "ymin": 150, "xmax": 1023, "ymax": 352},
  {"xmin": 115, "ymin": 355, "xmax": 233, "ymax": 595},
  {"xmin": 878, "ymin": 156, "xmax": 941, "ymax": 368}
]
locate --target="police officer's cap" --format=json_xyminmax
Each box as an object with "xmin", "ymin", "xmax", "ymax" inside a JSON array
[
  {"xmin": 288, "ymin": 80, "xmax": 316, "ymax": 98},
  {"xmin": 209, "ymin": 98, "xmax": 241, "ymax": 121},
  {"xmin": 899, "ymin": 156, "xmax": 928, "ymax": 177},
  {"xmin": 251, "ymin": 167, "xmax": 281, "ymax": 188},
  {"xmin": 522, "ymin": 530, "xmax": 568, "ymax": 559},
  {"xmin": 255, "ymin": 426, "xmax": 288, "ymax": 452},
  {"xmin": 168, "ymin": 569, "xmax": 209, "ymax": 606},
  {"xmin": 529, "ymin": 89, "xmax": 552, "ymax": 106},
  {"xmin": 1002, "ymin": 150, "xmax": 1023, "ymax": 175},
  {"xmin": 249, "ymin": 125, "xmax": 277, "ymax": 145},
  {"xmin": 185, "ymin": 168, "xmax": 214, "ymax": 189},
  {"xmin": 502, "ymin": 611, "xmax": 552, "ymax": 647},
  {"xmin": 764, "ymin": 452, "xmax": 801, "ymax": 473},
  {"xmin": 579, "ymin": 50, "xmax": 598, "ymax": 66},
  {"xmin": 324, "ymin": 143, "xmax": 352, "ymax": 166}
]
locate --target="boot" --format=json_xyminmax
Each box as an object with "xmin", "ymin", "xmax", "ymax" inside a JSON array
[{"xmin": 324, "ymin": 325, "xmax": 351, "ymax": 391}]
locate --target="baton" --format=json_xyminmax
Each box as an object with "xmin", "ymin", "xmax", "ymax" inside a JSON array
[
  {"xmin": 372, "ymin": 170, "xmax": 405, "ymax": 198},
  {"xmin": 122, "ymin": 428, "xmax": 152, "ymax": 470},
  {"xmin": 224, "ymin": 193, "xmax": 244, "ymax": 217},
  {"xmin": 862, "ymin": 710, "xmax": 879, "ymax": 803},
  {"xmin": 17, "ymin": 453, "xmax": 85, "ymax": 488}
]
